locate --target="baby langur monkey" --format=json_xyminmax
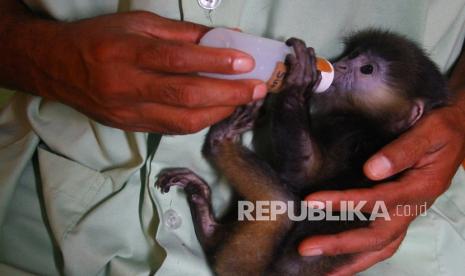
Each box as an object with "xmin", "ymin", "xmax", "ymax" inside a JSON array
[{"xmin": 155, "ymin": 29, "xmax": 449, "ymax": 275}]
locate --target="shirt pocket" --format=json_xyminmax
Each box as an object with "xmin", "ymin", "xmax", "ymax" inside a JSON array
[
  {"xmin": 432, "ymin": 167, "xmax": 465, "ymax": 241},
  {"xmin": 37, "ymin": 146, "xmax": 115, "ymax": 245}
]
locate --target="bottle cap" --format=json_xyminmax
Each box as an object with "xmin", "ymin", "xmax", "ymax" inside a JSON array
[{"xmin": 315, "ymin": 58, "xmax": 334, "ymax": 93}]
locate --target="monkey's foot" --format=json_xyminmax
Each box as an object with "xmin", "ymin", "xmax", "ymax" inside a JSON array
[
  {"xmin": 155, "ymin": 168, "xmax": 220, "ymax": 248},
  {"xmin": 225, "ymin": 101, "xmax": 264, "ymax": 135},
  {"xmin": 203, "ymin": 101, "xmax": 263, "ymax": 155},
  {"xmin": 284, "ymin": 38, "xmax": 322, "ymax": 99},
  {"xmin": 155, "ymin": 168, "xmax": 211, "ymax": 199}
]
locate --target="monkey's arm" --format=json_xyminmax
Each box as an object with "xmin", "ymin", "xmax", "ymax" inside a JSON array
[{"xmin": 272, "ymin": 38, "xmax": 323, "ymax": 187}]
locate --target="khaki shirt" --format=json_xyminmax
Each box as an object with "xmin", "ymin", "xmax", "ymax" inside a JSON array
[{"xmin": 1, "ymin": 1, "xmax": 465, "ymax": 275}]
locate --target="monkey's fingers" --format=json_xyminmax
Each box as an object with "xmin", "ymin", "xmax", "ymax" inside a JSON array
[
  {"xmin": 286, "ymin": 37, "xmax": 308, "ymax": 83},
  {"xmin": 309, "ymin": 71, "xmax": 322, "ymax": 98},
  {"xmin": 327, "ymin": 232, "xmax": 406, "ymax": 276},
  {"xmin": 284, "ymin": 53, "xmax": 301, "ymax": 86},
  {"xmin": 305, "ymin": 47, "xmax": 322, "ymax": 93},
  {"xmin": 305, "ymin": 47, "xmax": 317, "ymax": 85}
]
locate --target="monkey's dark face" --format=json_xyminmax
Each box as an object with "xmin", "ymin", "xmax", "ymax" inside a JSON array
[
  {"xmin": 319, "ymin": 48, "xmax": 421, "ymax": 130},
  {"xmin": 330, "ymin": 49, "xmax": 402, "ymax": 113},
  {"xmin": 315, "ymin": 47, "xmax": 428, "ymax": 133},
  {"xmin": 312, "ymin": 29, "xmax": 448, "ymax": 134},
  {"xmin": 333, "ymin": 50, "xmax": 387, "ymax": 91}
]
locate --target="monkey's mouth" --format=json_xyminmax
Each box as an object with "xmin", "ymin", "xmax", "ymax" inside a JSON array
[
  {"xmin": 330, "ymin": 71, "xmax": 351, "ymax": 92},
  {"xmin": 327, "ymin": 72, "xmax": 342, "ymax": 92},
  {"xmin": 333, "ymin": 69, "xmax": 344, "ymax": 80}
]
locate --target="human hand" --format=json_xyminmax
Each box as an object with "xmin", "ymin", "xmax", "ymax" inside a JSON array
[
  {"xmin": 23, "ymin": 11, "xmax": 266, "ymax": 133},
  {"xmin": 299, "ymin": 104, "xmax": 465, "ymax": 275}
]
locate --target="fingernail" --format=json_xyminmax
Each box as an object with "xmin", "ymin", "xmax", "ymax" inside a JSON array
[
  {"xmin": 368, "ymin": 155, "xmax": 391, "ymax": 178},
  {"xmin": 301, "ymin": 247, "xmax": 323, "ymax": 256},
  {"xmin": 252, "ymin": 83, "xmax": 268, "ymax": 100},
  {"xmin": 233, "ymin": 57, "xmax": 255, "ymax": 72}
]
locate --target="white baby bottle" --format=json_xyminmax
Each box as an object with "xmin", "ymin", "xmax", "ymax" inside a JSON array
[{"xmin": 199, "ymin": 28, "xmax": 334, "ymax": 93}]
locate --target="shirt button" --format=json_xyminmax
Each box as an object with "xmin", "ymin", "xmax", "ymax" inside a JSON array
[
  {"xmin": 163, "ymin": 209, "xmax": 182, "ymax": 230},
  {"xmin": 197, "ymin": 0, "xmax": 222, "ymax": 10}
]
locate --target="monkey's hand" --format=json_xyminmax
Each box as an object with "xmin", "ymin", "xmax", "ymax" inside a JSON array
[
  {"xmin": 203, "ymin": 100, "xmax": 263, "ymax": 156},
  {"xmin": 282, "ymin": 38, "xmax": 322, "ymax": 103},
  {"xmin": 270, "ymin": 38, "xmax": 323, "ymax": 185},
  {"xmin": 298, "ymin": 104, "xmax": 465, "ymax": 275}
]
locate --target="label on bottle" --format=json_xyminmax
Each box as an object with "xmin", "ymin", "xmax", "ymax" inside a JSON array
[
  {"xmin": 266, "ymin": 62, "xmax": 288, "ymax": 93},
  {"xmin": 265, "ymin": 57, "xmax": 333, "ymax": 93}
]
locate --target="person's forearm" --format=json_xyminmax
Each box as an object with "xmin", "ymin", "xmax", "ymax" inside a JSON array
[
  {"xmin": 0, "ymin": 3, "xmax": 262, "ymax": 133},
  {"xmin": 0, "ymin": 0, "xmax": 63, "ymax": 94}
]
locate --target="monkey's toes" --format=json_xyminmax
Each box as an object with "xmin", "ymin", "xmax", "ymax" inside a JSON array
[
  {"xmin": 155, "ymin": 168, "xmax": 210, "ymax": 198},
  {"xmin": 155, "ymin": 168, "xmax": 194, "ymax": 193},
  {"xmin": 229, "ymin": 101, "xmax": 264, "ymax": 132},
  {"xmin": 205, "ymin": 100, "xmax": 264, "ymax": 155}
]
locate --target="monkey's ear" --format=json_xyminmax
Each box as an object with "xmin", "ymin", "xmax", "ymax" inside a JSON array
[
  {"xmin": 406, "ymin": 99, "xmax": 425, "ymax": 128},
  {"xmin": 391, "ymin": 99, "xmax": 424, "ymax": 133}
]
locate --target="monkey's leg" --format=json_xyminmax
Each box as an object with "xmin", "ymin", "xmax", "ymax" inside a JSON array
[
  {"xmin": 203, "ymin": 102, "xmax": 295, "ymax": 275},
  {"xmin": 203, "ymin": 100, "xmax": 289, "ymax": 202},
  {"xmin": 272, "ymin": 38, "xmax": 323, "ymax": 186},
  {"xmin": 155, "ymin": 168, "xmax": 222, "ymax": 252}
]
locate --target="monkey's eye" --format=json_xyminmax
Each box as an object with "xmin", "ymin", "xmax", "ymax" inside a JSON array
[{"xmin": 360, "ymin": 64, "xmax": 374, "ymax": 74}]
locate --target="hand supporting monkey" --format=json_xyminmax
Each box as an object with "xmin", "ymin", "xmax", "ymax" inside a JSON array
[
  {"xmin": 0, "ymin": 1, "xmax": 266, "ymax": 134},
  {"xmin": 300, "ymin": 90, "xmax": 465, "ymax": 275}
]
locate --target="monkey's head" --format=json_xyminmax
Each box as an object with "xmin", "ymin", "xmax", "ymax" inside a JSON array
[{"xmin": 324, "ymin": 29, "xmax": 449, "ymax": 133}]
